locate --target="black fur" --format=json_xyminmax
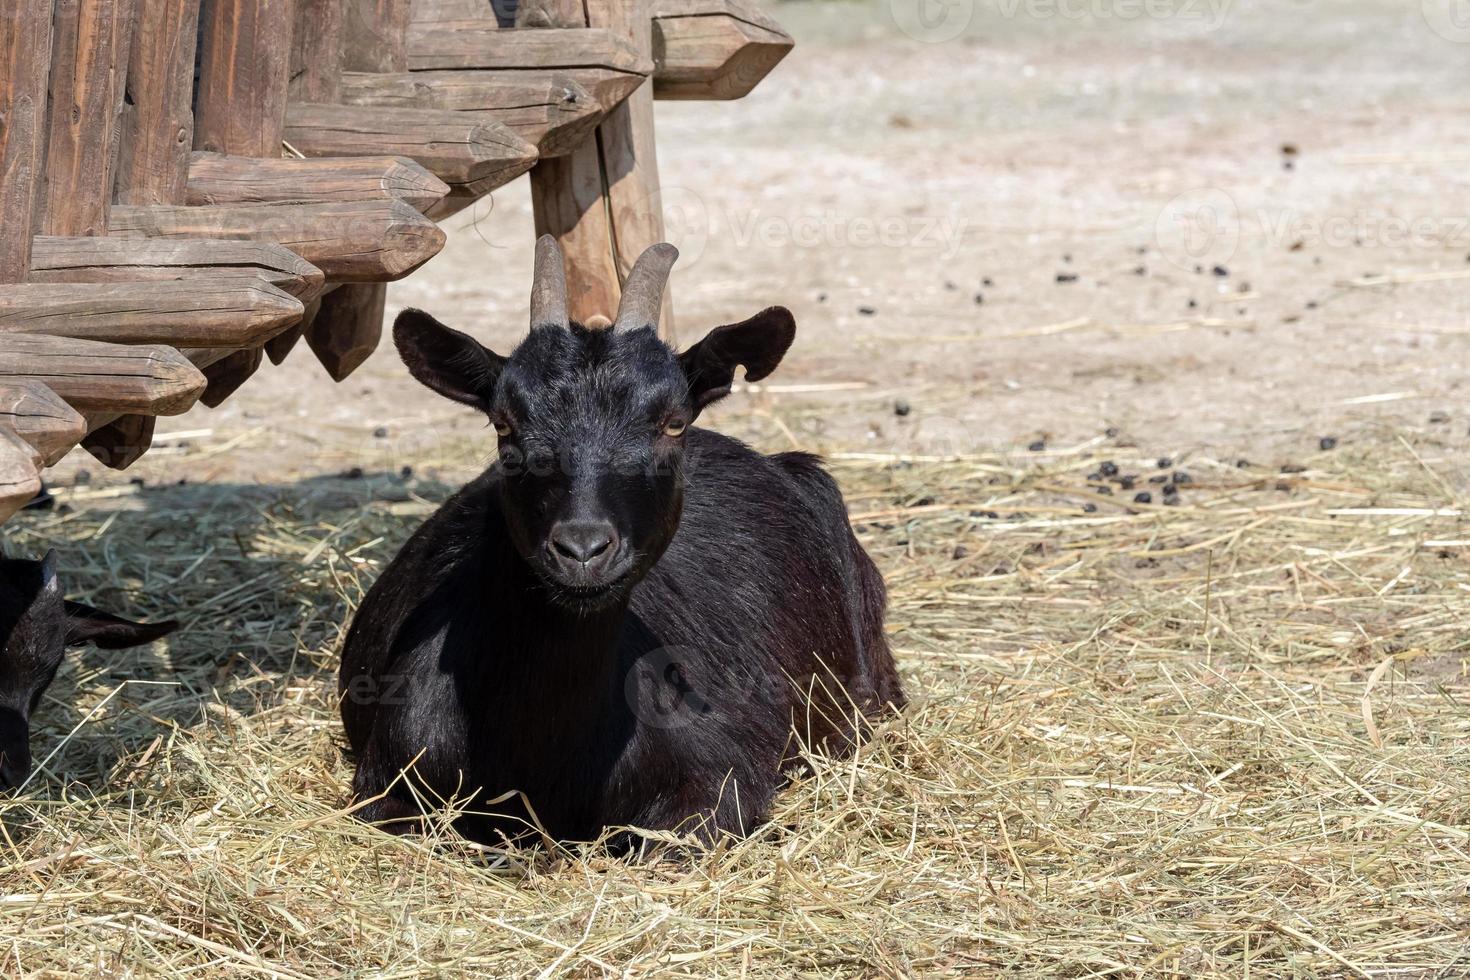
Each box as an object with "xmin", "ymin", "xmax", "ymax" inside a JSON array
[
  {"xmin": 0, "ymin": 551, "xmax": 176, "ymax": 790},
  {"xmin": 340, "ymin": 308, "xmax": 903, "ymax": 848}
]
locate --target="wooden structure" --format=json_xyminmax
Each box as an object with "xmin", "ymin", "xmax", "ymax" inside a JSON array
[{"xmin": 0, "ymin": 0, "xmax": 792, "ymax": 521}]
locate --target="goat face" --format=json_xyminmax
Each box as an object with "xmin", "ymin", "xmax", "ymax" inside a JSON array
[
  {"xmin": 0, "ymin": 552, "xmax": 177, "ymax": 790},
  {"xmin": 393, "ymin": 237, "xmax": 795, "ymax": 612}
]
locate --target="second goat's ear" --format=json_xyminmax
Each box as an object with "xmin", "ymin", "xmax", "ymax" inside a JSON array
[
  {"xmin": 394, "ymin": 309, "xmax": 507, "ymax": 413},
  {"xmin": 679, "ymin": 307, "xmax": 796, "ymax": 414}
]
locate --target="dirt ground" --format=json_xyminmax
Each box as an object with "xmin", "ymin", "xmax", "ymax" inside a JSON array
[{"xmin": 48, "ymin": 0, "xmax": 1470, "ymax": 489}]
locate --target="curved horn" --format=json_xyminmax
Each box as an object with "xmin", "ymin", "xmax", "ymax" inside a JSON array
[
  {"xmin": 529, "ymin": 234, "xmax": 569, "ymax": 329},
  {"xmin": 613, "ymin": 243, "xmax": 679, "ymax": 332}
]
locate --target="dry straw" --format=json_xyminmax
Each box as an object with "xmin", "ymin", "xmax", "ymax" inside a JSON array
[{"xmin": 1, "ymin": 423, "xmax": 1467, "ymax": 976}]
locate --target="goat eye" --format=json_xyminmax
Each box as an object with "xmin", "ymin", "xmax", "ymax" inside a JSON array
[
  {"xmin": 662, "ymin": 420, "xmax": 687, "ymax": 438},
  {"xmin": 494, "ymin": 421, "xmax": 513, "ymax": 438}
]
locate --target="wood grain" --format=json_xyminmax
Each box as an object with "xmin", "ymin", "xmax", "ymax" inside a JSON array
[
  {"xmin": 651, "ymin": 0, "xmax": 792, "ymax": 100},
  {"xmin": 339, "ymin": 70, "xmax": 602, "ymax": 157},
  {"xmin": 109, "ymin": 200, "xmax": 447, "ymax": 282},
  {"xmin": 405, "ymin": 25, "xmax": 652, "ymax": 75},
  {"xmin": 0, "ymin": 334, "xmax": 207, "ymax": 415},
  {"xmin": 0, "ymin": 278, "xmax": 304, "ymax": 347},
  {"xmin": 0, "ymin": 429, "xmax": 43, "ymax": 522},
  {"xmin": 187, "ymin": 152, "xmax": 451, "ymax": 213},
  {"xmin": 114, "ymin": 0, "xmax": 202, "ymax": 205},
  {"xmin": 0, "ymin": 0, "xmax": 54, "ymax": 282},
  {"xmin": 195, "ymin": 0, "xmax": 295, "ymax": 157},
  {"xmin": 306, "ymin": 281, "xmax": 387, "ymax": 381},
  {"xmin": 81, "ymin": 413, "xmax": 155, "ymax": 469},
  {"xmin": 40, "ymin": 0, "xmax": 137, "ymax": 237},
  {"xmin": 201, "ymin": 345, "xmax": 264, "ymax": 407},
  {"xmin": 291, "ymin": 0, "xmax": 345, "ymax": 103},
  {"xmin": 343, "ymin": 0, "xmax": 412, "ymax": 72},
  {"xmin": 284, "ymin": 102, "xmax": 537, "ymax": 186},
  {"xmin": 0, "ymin": 381, "xmax": 88, "ymax": 466},
  {"xmin": 31, "ymin": 235, "xmax": 325, "ymax": 301}
]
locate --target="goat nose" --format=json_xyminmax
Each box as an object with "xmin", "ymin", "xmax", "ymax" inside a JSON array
[{"xmin": 549, "ymin": 522, "xmax": 617, "ymax": 566}]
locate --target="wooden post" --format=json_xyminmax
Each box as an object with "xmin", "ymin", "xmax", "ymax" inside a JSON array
[
  {"xmin": 114, "ymin": 0, "xmax": 201, "ymax": 205},
  {"xmin": 39, "ymin": 0, "xmax": 136, "ymax": 237},
  {"xmin": 0, "ymin": 0, "xmax": 54, "ymax": 283},
  {"xmin": 529, "ymin": 0, "xmax": 676, "ymax": 339},
  {"xmin": 309, "ymin": 0, "xmax": 414, "ymax": 381},
  {"xmin": 291, "ymin": 0, "xmax": 345, "ymax": 104},
  {"xmin": 194, "ymin": 0, "xmax": 294, "ymax": 157}
]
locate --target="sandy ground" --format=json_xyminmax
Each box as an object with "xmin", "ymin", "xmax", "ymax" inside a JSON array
[{"xmin": 47, "ymin": 0, "xmax": 1470, "ymax": 485}]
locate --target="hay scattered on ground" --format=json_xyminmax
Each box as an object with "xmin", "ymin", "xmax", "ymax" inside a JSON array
[{"xmin": 1, "ymin": 424, "xmax": 1468, "ymax": 977}]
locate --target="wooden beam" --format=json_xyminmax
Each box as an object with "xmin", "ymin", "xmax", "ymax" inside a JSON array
[
  {"xmin": 0, "ymin": 0, "xmax": 54, "ymax": 282},
  {"xmin": 0, "ymin": 382, "xmax": 88, "ymax": 466},
  {"xmin": 41, "ymin": 0, "xmax": 136, "ymax": 233},
  {"xmin": 114, "ymin": 0, "xmax": 201, "ymax": 205},
  {"xmin": 338, "ymin": 70, "xmax": 603, "ymax": 158},
  {"xmin": 40, "ymin": 0, "xmax": 136, "ymax": 238},
  {"xmin": 0, "ymin": 430, "xmax": 44, "ymax": 523},
  {"xmin": 31, "ymin": 235, "xmax": 326, "ymax": 301},
  {"xmin": 81, "ymin": 413, "xmax": 155, "ymax": 469},
  {"xmin": 195, "ymin": 0, "xmax": 295, "ymax": 157},
  {"xmin": 405, "ymin": 25, "xmax": 652, "ymax": 76},
  {"xmin": 306, "ymin": 279, "xmax": 387, "ymax": 381},
  {"xmin": 187, "ymin": 152, "xmax": 450, "ymax": 213},
  {"xmin": 283, "ymin": 103, "xmax": 537, "ymax": 187},
  {"xmin": 0, "ymin": 334, "xmax": 207, "ymax": 415},
  {"xmin": 651, "ymin": 0, "xmax": 793, "ymax": 100},
  {"xmin": 201, "ymin": 346, "xmax": 264, "ymax": 407},
  {"xmin": 407, "ymin": 0, "xmax": 793, "ymax": 100},
  {"xmin": 0, "ymin": 278, "xmax": 304, "ymax": 347},
  {"xmin": 109, "ymin": 200, "xmax": 447, "ymax": 282},
  {"xmin": 343, "ymin": 0, "xmax": 412, "ymax": 73},
  {"xmin": 291, "ymin": 0, "xmax": 345, "ymax": 104},
  {"xmin": 266, "ymin": 295, "xmax": 317, "ymax": 364}
]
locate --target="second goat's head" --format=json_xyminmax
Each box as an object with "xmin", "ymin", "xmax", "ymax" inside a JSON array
[{"xmin": 394, "ymin": 236, "xmax": 795, "ymax": 611}]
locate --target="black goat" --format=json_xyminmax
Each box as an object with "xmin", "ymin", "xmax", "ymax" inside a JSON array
[
  {"xmin": 340, "ymin": 237, "xmax": 903, "ymax": 848},
  {"xmin": 0, "ymin": 551, "xmax": 177, "ymax": 789}
]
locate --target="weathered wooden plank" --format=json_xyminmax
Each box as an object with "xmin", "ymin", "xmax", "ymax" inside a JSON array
[
  {"xmin": 187, "ymin": 152, "xmax": 450, "ymax": 212},
  {"xmin": 651, "ymin": 0, "xmax": 792, "ymax": 100},
  {"xmin": 114, "ymin": 0, "xmax": 201, "ymax": 205},
  {"xmin": 195, "ymin": 0, "xmax": 294, "ymax": 157},
  {"xmin": 0, "ymin": 382, "xmax": 88, "ymax": 466},
  {"xmin": 0, "ymin": 0, "xmax": 54, "ymax": 282},
  {"xmin": 410, "ymin": 0, "xmax": 497, "ymax": 23},
  {"xmin": 339, "ymin": 70, "xmax": 601, "ymax": 157},
  {"xmin": 0, "ymin": 334, "xmax": 207, "ymax": 415},
  {"xmin": 405, "ymin": 25, "xmax": 652, "ymax": 76},
  {"xmin": 31, "ymin": 235, "xmax": 326, "ymax": 300},
  {"xmin": 291, "ymin": 0, "xmax": 345, "ymax": 103},
  {"xmin": 109, "ymin": 200, "xmax": 447, "ymax": 282},
  {"xmin": 201, "ymin": 345, "xmax": 263, "ymax": 407},
  {"xmin": 0, "ymin": 278, "xmax": 304, "ymax": 347},
  {"xmin": 40, "ymin": 0, "xmax": 136, "ymax": 237},
  {"xmin": 81, "ymin": 413, "xmax": 155, "ymax": 469},
  {"xmin": 0, "ymin": 429, "xmax": 44, "ymax": 522},
  {"xmin": 306, "ymin": 281, "xmax": 386, "ymax": 381},
  {"xmin": 344, "ymin": 0, "xmax": 412, "ymax": 72},
  {"xmin": 284, "ymin": 103, "xmax": 537, "ymax": 187}
]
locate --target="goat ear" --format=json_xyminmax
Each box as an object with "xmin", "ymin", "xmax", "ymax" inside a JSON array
[
  {"xmin": 679, "ymin": 307, "xmax": 796, "ymax": 413},
  {"xmin": 63, "ymin": 601, "xmax": 177, "ymax": 650},
  {"xmin": 393, "ymin": 308, "xmax": 506, "ymax": 412}
]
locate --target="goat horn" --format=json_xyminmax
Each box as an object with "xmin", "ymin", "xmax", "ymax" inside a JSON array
[
  {"xmin": 530, "ymin": 234, "xmax": 569, "ymax": 329},
  {"xmin": 613, "ymin": 243, "xmax": 679, "ymax": 332}
]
